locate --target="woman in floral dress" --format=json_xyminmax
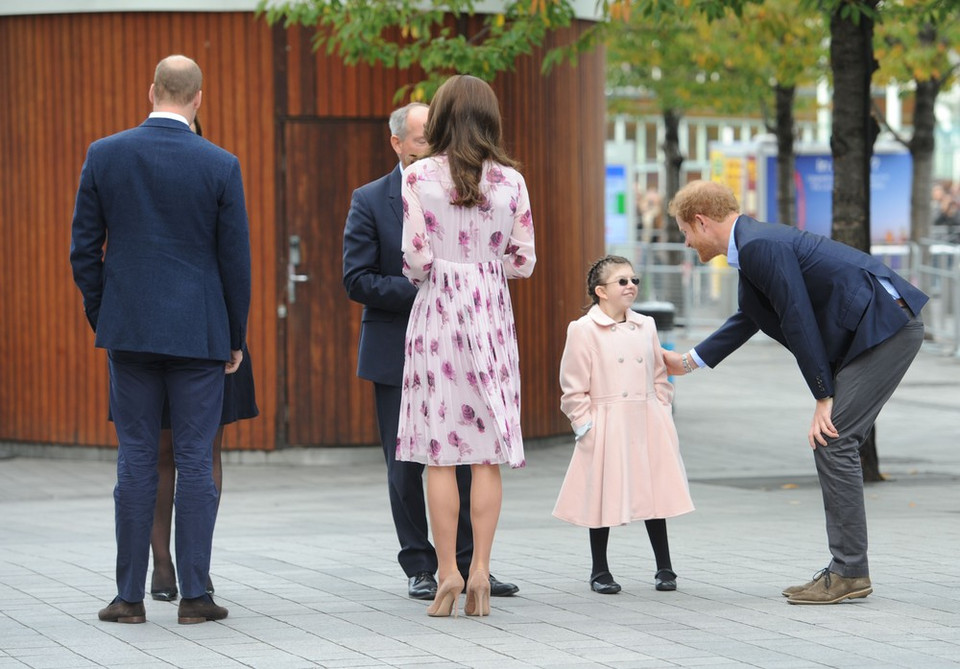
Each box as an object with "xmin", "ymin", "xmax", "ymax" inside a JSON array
[{"xmin": 396, "ymin": 75, "xmax": 536, "ymax": 617}]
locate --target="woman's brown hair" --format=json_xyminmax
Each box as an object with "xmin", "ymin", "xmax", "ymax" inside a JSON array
[{"xmin": 425, "ymin": 75, "xmax": 519, "ymax": 208}]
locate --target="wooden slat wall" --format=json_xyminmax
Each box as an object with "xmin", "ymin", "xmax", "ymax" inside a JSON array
[
  {"xmin": 0, "ymin": 11, "xmax": 604, "ymax": 450},
  {"xmin": 496, "ymin": 22, "xmax": 607, "ymax": 438},
  {"xmin": 282, "ymin": 18, "xmax": 606, "ymax": 440},
  {"xmin": 0, "ymin": 12, "xmax": 278, "ymax": 450}
]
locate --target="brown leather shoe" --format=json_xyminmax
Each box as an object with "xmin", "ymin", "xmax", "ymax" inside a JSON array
[
  {"xmin": 177, "ymin": 594, "xmax": 228, "ymax": 624},
  {"xmin": 787, "ymin": 571, "xmax": 872, "ymax": 605},
  {"xmin": 782, "ymin": 567, "xmax": 828, "ymax": 597},
  {"xmin": 98, "ymin": 597, "xmax": 146, "ymax": 624}
]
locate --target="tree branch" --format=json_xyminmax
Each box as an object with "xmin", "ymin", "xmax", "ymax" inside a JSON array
[{"xmin": 870, "ymin": 98, "xmax": 909, "ymax": 150}]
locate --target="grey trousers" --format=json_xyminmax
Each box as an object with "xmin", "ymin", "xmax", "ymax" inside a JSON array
[{"xmin": 815, "ymin": 308, "xmax": 924, "ymax": 577}]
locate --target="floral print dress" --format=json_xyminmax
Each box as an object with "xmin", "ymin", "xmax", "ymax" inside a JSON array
[{"xmin": 396, "ymin": 155, "xmax": 536, "ymax": 468}]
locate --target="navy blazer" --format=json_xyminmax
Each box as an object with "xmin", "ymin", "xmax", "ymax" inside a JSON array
[
  {"xmin": 342, "ymin": 165, "xmax": 418, "ymax": 386},
  {"xmin": 70, "ymin": 117, "xmax": 250, "ymax": 361},
  {"xmin": 697, "ymin": 216, "xmax": 928, "ymax": 399}
]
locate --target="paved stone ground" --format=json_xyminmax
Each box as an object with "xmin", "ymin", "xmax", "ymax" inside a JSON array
[{"xmin": 1, "ymin": 336, "xmax": 958, "ymax": 668}]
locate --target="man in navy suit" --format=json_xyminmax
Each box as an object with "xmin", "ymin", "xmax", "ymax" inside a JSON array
[
  {"xmin": 664, "ymin": 180, "xmax": 926, "ymax": 605},
  {"xmin": 71, "ymin": 55, "xmax": 250, "ymax": 624},
  {"xmin": 342, "ymin": 103, "xmax": 518, "ymax": 600}
]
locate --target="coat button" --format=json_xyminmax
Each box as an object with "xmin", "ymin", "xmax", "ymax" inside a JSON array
[
  {"xmin": 611, "ymin": 325, "xmax": 617, "ymax": 331},
  {"xmin": 636, "ymin": 357, "xmax": 643, "ymax": 363},
  {"xmin": 629, "ymin": 324, "xmax": 635, "ymax": 330},
  {"xmin": 618, "ymin": 357, "xmax": 624, "ymax": 363},
  {"xmin": 622, "ymin": 391, "xmax": 628, "ymax": 397}
]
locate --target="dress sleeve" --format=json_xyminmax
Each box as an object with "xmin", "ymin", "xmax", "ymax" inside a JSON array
[
  {"xmin": 559, "ymin": 321, "xmax": 593, "ymax": 430},
  {"xmin": 502, "ymin": 174, "xmax": 536, "ymax": 279},
  {"xmin": 400, "ymin": 167, "xmax": 432, "ymax": 287}
]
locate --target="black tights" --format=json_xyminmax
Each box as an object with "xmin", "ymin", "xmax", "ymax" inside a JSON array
[{"xmin": 589, "ymin": 519, "xmax": 671, "ymax": 579}]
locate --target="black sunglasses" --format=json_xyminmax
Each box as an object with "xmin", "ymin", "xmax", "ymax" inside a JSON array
[{"xmin": 603, "ymin": 277, "xmax": 640, "ymax": 286}]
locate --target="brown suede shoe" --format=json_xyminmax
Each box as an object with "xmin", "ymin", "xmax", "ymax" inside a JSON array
[
  {"xmin": 98, "ymin": 597, "xmax": 146, "ymax": 624},
  {"xmin": 781, "ymin": 567, "xmax": 828, "ymax": 597},
  {"xmin": 177, "ymin": 594, "xmax": 228, "ymax": 624},
  {"xmin": 787, "ymin": 571, "xmax": 872, "ymax": 605}
]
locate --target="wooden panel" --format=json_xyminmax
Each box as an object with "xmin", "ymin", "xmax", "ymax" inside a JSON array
[
  {"xmin": 282, "ymin": 120, "xmax": 396, "ymax": 446},
  {"xmin": 280, "ymin": 17, "xmax": 605, "ymax": 442},
  {"xmin": 0, "ymin": 11, "xmax": 604, "ymax": 450},
  {"xmin": 0, "ymin": 12, "xmax": 279, "ymax": 450},
  {"xmin": 493, "ymin": 21, "xmax": 607, "ymax": 439}
]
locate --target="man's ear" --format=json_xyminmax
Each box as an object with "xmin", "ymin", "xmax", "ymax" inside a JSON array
[{"xmin": 148, "ymin": 84, "xmax": 155, "ymax": 106}]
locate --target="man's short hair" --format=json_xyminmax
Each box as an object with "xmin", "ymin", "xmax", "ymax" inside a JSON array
[
  {"xmin": 668, "ymin": 180, "xmax": 740, "ymax": 223},
  {"xmin": 153, "ymin": 55, "xmax": 202, "ymax": 106},
  {"xmin": 389, "ymin": 103, "xmax": 428, "ymax": 140}
]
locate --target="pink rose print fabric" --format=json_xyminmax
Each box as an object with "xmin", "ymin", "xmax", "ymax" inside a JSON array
[{"xmin": 397, "ymin": 156, "xmax": 535, "ymax": 468}]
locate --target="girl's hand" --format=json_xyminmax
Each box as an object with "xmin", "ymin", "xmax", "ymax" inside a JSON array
[{"xmin": 663, "ymin": 350, "xmax": 685, "ymax": 376}]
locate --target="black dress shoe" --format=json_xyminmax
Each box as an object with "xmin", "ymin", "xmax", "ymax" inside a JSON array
[
  {"xmin": 590, "ymin": 571, "xmax": 621, "ymax": 594},
  {"xmin": 489, "ymin": 574, "xmax": 519, "ymax": 597},
  {"xmin": 98, "ymin": 597, "xmax": 146, "ymax": 623},
  {"xmin": 655, "ymin": 569, "xmax": 677, "ymax": 591},
  {"xmin": 178, "ymin": 594, "xmax": 228, "ymax": 624},
  {"xmin": 408, "ymin": 571, "xmax": 438, "ymax": 600}
]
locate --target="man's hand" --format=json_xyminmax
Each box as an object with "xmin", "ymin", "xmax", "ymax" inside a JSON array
[
  {"xmin": 808, "ymin": 397, "xmax": 839, "ymax": 449},
  {"xmin": 225, "ymin": 349, "xmax": 243, "ymax": 375}
]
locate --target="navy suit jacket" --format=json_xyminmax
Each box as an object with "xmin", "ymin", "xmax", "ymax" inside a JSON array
[
  {"xmin": 342, "ymin": 165, "xmax": 417, "ymax": 387},
  {"xmin": 697, "ymin": 216, "xmax": 928, "ymax": 399},
  {"xmin": 70, "ymin": 117, "xmax": 251, "ymax": 361}
]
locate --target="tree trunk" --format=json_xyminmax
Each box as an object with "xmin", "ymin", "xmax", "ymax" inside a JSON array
[
  {"xmin": 662, "ymin": 108, "xmax": 684, "ymax": 244},
  {"xmin": 775, "ymin": 83, "xmax": 796, "ymax": 226},
  {"xmin": 660, "ymin": 108, "xmax": 687, "ymax": 318},
  {"xmin": 830, "ymin": 2, "xmax": 884, "ymax": 482},
  {"xmin": 909, "ymin": 78, "xmax": 940, "ymax": 246},
  {"xmin": 829, "ymin": 5, "xmax": 876, "ymax": 252}
]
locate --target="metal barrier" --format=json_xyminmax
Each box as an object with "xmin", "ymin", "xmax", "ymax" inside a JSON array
[{"xmin": 620, "ymin": 240, "xmax": 960, "ymax": 357}]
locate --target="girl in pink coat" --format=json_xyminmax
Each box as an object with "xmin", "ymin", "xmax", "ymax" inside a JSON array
[{"xmin": 554, "ymin": 255, "xmax": 694, "ymax": 594}]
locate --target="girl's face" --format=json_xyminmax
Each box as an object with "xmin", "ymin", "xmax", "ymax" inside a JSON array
[{"xmin": 596, "ymin": 263, "xmax": 638, "ymax": 309}]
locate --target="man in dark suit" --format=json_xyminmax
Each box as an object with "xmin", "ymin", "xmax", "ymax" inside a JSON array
[
  {"xmin": 71, "ymin": 55, "xmax": 250, "ymax": 625},
  {"xmin": 663, "ymin": 180, "xmax": 926, "ymax": 605},
  {"xmin": 342, "ymin": 103, "xmax": 518, "ymax": 600}
]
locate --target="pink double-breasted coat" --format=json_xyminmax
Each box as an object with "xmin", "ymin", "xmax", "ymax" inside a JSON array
[{"xmin": 553, "ymin": 305, "xmax": 694, "ymax": 528}]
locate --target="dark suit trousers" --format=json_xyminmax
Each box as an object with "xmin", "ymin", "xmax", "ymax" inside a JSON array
[
  {"xmin": 108, "ymin": 351, "xmax": 223, "ymax": 601},
  {"xmin": 815, "ymin": 308, "xmax": 924, "ymax": 577},
  {"xmin": 374, "ymin": 383, "xmax": 473, "ymax": 577}
]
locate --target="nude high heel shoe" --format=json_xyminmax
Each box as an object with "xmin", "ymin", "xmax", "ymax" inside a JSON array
[
  {"xmin": 464, "ymin": 571, "xmax": 491, "ymax": 617},
  {"xmin": 426, "ymin": 574, "xmax": 464, "ymax": 617}
]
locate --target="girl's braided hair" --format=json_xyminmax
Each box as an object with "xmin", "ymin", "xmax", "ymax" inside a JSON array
[{"xmin": 585, "ymin": 255, "xmax": 633, "ymax": 307}]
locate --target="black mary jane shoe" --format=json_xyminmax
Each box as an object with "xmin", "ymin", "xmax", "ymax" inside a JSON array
[
  {"xmin": 151, "ymin": 568, "xmax": 178, "ymax": 601},
  {"xmin": 655, "ymin": 569, "xmax": 677, "ymax": 591},
  {"xmin": 150, "ymin": 587, "xmax": 178, "ymax": 602},
  {"xmin": 590, "ymin": 571, "xmax": 621, "ymax": 595}
]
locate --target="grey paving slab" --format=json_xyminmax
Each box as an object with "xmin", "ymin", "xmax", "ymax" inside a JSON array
[{"xmin": 1, "ymin": 337, "xmax": 959, "ymax": 668}]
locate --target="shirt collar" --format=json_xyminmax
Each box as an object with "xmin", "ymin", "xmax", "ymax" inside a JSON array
[
  {"xmin": 149, "ymin": 111, "xmax": 190, "ymax": 127},
  {"xmin": 587, "ymin": 304, "xmax": 644, "ymax": 327},
  {"xmin": 726, "ymin": 216, "xmax": 741, "ymax": 269}
]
